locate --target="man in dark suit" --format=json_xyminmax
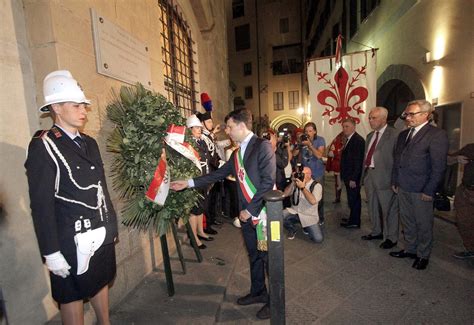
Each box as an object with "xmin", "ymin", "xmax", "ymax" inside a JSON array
[
  {"xmin": 25, "ymin": 70, "xmax": 118, "ymax": 323},
  {"xmin": 340, "ymin": 118, "xmax": 365, "ymax": 228},
  {"xmin": 390, "ymin": 99, "xmax": 448, "ymax": 270},
  {"xmin": 171, "ymin": 108, "xmax": 276, "ymax": 319},
  {"xmin": 361, "ymin": 107, "xmax": 399, "ymax": 249}
]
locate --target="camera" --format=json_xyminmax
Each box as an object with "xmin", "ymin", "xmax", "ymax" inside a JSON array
[
  {"xmin": 300, "ymin": 134, "xmax": 309, "ymax": 142},
  {"xmin": 293, "ymin": 163, "xmax": 305, "ymax": 182},
  {"xmin": 262, "ymin": 132, "xmax": 271, "ymax": 141},
  {"xmin": 279, "ymin": 128, "xmax": 290, "ymax": 143}
]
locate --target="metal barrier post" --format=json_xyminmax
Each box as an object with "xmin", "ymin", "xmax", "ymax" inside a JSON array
[{"xmin": 264, "ymin": 190, "xmax": 286, "ymax": 325}]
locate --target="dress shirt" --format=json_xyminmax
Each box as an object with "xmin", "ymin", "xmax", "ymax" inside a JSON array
[
  {"xmin": 365, "ymin": 124, "xmax": 387, "ymax": 168},
  {"xmin": 343, "ymin": 132, "xmax": 355, "ymax": 149},
  {"xmin": 54, "ymin": 124, "xmax": 81, "ymax": 142},
  {"xmin": 410, "ymin": 121, "xmax": 429, "ymax": 139}
]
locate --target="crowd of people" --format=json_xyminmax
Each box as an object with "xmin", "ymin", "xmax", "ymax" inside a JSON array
[
  {"xmin": 25, "ymin": 68, "xmax": 472, "ymax": 323},
  {"xmin": 172, "ymin": 99, "xmax": 473, "ymax": 319}
]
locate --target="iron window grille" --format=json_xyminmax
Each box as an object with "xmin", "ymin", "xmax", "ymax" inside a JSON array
[
  {"xmin": 245, "ymin": 86, "xmax": 253, "ymax": 99},
  {"xmin": 159, "ymin": 0, "xmax": 197, "ymax": 116}
]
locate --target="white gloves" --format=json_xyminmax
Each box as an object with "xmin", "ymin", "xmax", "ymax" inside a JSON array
[{"xmin": 44, "ymin": 251, "xmax": 71, "ymax": 278}]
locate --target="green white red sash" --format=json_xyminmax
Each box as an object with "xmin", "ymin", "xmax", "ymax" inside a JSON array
[{"xmin": 234, "ymin": 148, "xmax": 268, "ymax": 251}]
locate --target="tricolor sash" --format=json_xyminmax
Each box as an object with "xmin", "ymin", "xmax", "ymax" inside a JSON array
[{"xmin": 234, "ymin": 149, "xmax": 268, "ymax": 251}]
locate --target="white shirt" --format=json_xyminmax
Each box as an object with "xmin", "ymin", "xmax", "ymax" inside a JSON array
[
  {"xmin": 239, "ymin": 132, "xmax": 254, "ymax": 158},
  {"xmin": 365, "ymin": 124, "xmax": 387, "ymax": 167},
  {"xmin": 54, "ymin": 124, "xmax": 81, "ymax": 146},
  {"xmin": 343, "ymin": 132, "xmax": 355, "ymax": 149},
  {"xmin": 411, "ymin": 121, "xmax": 429, "ymax": 138},
  {"xmin": 286, "ymin": 180, "xmax": 322, "ymax": 227}
]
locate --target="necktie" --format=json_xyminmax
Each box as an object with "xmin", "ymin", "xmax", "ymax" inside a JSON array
[
  {"xmin": 405, "ymin": 128, "xmax": 415, "ymax": 145},
  {"xmin": 364, "ymin": 131, "xmax": 379, "ymax": 167},
  {"xmin": 73, "ymin": 136, "xmax": 87, "ymax": 155},
  {"xmin": 342, "ymin": 137, "xmax": 349, "ymax": 149}
]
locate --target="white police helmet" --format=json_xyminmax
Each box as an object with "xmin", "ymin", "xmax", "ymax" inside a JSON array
[
  {"xmin": 38, "ymin": 70, "xmax": 91, "ymax": 112},
  {"xmin": 186, "ymin": 114, "xmax": 203, "ymax": 128}
]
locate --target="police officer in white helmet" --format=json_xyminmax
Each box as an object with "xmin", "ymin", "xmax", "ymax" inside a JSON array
[{"xmin": 25, "ymin": 70, "xmax": 118, "ymax": 324}]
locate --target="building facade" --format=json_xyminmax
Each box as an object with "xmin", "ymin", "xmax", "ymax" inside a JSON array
[
  {"xmin": 0, "ymin": 0, "xmax": 228, "ymax": 323},
  {"xmin": 226, "ymin": 0, "xmax": 307, "ymax": 134},
  {"xmin": 303, "ymin": 0, "xmax": 473, "ymax": 148}
]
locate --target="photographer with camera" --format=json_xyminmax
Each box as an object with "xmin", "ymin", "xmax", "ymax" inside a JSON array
[
  {"xmin": 292, "ymin": 122, "xmax": 326, "ymax": 224},
  {"xmin": 282, "ymin": 165, "xmax": 324, "ymax": 243}
]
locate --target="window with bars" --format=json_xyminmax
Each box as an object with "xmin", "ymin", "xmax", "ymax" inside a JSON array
[
  {"xmin": 159, "ymin": 0, "xmax": 197, "ymax": 116},
  {"xmin": 244, "ymin": 86, "xmax": 253, "ymax": 99},
  {"xmin": 288, "ymin": 90, "xmax": 299, "ymax": 110},
  {"xmin": 235, "ymin": 24, "xmax": 251, "ymax": 51},
  {"xmin": 273, "ymin": 92, "xmax": 284, "ymax": 111},
  {"xmin": 232, "ymin": 0, "xmax": 244, "ymax": 18}
]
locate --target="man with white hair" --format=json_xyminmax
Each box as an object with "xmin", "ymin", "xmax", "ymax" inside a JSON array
[
  {"xmin": 361, "ymin": 107, "xmax": 399, "ymax": 249},
  {"xmin": 390, "ymin": 99, "xmax": 448, "ymax": 270}
]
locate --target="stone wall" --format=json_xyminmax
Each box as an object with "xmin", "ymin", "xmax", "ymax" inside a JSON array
[{"xmin": 0, "ymin": 0, "xmax": 228, "ymax": 323}]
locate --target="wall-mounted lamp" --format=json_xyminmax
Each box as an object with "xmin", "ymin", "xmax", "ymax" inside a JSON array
[
  {"xmin": 423, "ymin": 51, "xmax": 442, "ymax": 67},
  {"xmin": 424, "ymin": 51, "xmax": 432, "ymax": 64},
  {"xmin": 432, "ymin": 97, "xmax": 439, "ymax": 106}
]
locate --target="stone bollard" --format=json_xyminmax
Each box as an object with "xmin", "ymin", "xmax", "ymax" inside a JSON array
[{"xmin": 264, "ymin": 190, "xmax": 286, "ymax": 325}]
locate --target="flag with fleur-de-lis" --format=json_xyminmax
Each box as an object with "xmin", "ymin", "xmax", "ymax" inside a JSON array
[{"xmin": 307, "ymin": 49, "xmax": 377, "ymax": 142}]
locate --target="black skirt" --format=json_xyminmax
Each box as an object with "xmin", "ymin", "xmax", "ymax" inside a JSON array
[
  {"xmin": 50, "ymin": 243, "xmax": 116, "ymax": 304},
  {"xmin": 191, "ymin": 189, "xmax": 208, "ymax": 215}
]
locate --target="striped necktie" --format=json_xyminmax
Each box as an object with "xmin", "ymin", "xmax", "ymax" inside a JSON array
[{"xmin": 73, "ymin": 136, "xmax": 88, "ymax": 155}]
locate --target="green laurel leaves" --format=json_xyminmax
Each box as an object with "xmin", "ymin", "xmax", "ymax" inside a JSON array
[{"xmin": 106, "ymin": 83, "xmax": 200, "ymax": 235}]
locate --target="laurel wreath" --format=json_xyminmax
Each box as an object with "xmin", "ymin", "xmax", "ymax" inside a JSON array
[{"xmin": 106, "ymin": 84, "xmax": 201, "ymax": 235}]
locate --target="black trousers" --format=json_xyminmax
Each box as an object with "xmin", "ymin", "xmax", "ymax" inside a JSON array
[
  {"xmin": 206, "ymin": 182, "xmax": 222, "ymax": 226},
  {"xmin": 241, "ymin": 221, "xmax": 268, "ymax": 296},
  {"xmin": 344, "ymin": 180, "xmax": 361, "ymax": 225},
  {"xmin": 223, "ymin": 179, "xmax": 238, "ymax": 219}
]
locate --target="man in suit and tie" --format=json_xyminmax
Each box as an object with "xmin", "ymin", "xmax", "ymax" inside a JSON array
[
  {"xmin": 361, "ymin": 107, "xmax": 399, "ymax": 249},
  {"xmin": 340, "ymin": 118, "xmax": 365, "ymax": 228},
  {"xmin": 170, "ymin": 108, "xmax": 276, "ymax": 319},
  {"xmin": 390, "ymin": 99, "xmax": 448, "ymax": 270}
]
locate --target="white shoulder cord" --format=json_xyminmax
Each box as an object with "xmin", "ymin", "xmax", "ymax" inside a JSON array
[
  {"xmin": 41, "ymin": 134, "xmax": 108, "ymax": 221},
  {"xmin": 202, "ymin": 133, "xmax": 215, "ymax": 153},
  {"xmin": 197, "ymin": 141, "xmax": 209, "ymax": 173}
]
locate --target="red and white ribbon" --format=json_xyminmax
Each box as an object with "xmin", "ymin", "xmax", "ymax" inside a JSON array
[
  {"xmin": 145, "ymin": 152, "xmax": 170, "ymax": 205},
  {"xmin": 165, "ymin": 124, "xmax": 202, "ymax": 172}
]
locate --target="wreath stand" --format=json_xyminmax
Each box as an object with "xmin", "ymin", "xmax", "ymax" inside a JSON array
[{"xmin": 159, "ymin": 221, "xmax": 203, "ymax": 296}]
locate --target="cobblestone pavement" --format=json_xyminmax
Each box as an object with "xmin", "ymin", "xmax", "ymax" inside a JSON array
[{"xmin": 110, "ymin": 178, "xmax": 474, "ymax": 324}]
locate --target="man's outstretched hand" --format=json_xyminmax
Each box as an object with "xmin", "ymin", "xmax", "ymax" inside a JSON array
[{"xmin": 170, "ymin": 180, "xmax": 189, "ymax": 191}]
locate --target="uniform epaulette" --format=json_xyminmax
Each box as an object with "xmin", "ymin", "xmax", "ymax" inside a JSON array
[
  {"xmin": 33, "ymin": 130, "xmax": 48, "ymax": 138},
  {"xmin": 50, "ymin": 126, "xmax": 62, "ymax": 138}
]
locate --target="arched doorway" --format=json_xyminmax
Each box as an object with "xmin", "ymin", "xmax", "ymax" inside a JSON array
[
  {"xmin": 377, "ymin": 79, "xmax": 415, "ymax": 124},
  {"xmin": 377, "ymin": 64, "xmax": 427, "ymax": 124}
]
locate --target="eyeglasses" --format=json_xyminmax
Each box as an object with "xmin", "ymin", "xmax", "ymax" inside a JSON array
[{"xmin": 401, "ymin": 111, "xmax": 426, "ymax": 118}]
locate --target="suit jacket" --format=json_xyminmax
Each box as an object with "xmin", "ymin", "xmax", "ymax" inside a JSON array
[
  {"xmin": 25, "ymin": 127, "xmax": 118, "ymax": 256},
  {"xmin": 392, "ymin": 124, "xmax": 448, "ymax": 196},
  {"xmin": 194, "ymin": 135, "xmax": 276, "ymax": 217},
  {"xmin": 362, "ymin": 126, "xmax": 399, "ymax": 189},
  {"xmin": 340, "ymin": 132, "xmax": 365, "ymax": 184}
]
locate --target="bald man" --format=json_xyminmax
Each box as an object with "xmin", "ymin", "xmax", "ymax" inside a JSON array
[{"xmin": 361, "ymin": 107, "xmax": 399, "ymax": 249}]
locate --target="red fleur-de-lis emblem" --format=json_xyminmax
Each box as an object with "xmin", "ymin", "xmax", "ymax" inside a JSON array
[
  {"xmin": 316, "ymin": 65, "xmax": 368, "ymax": 125},
  {"xmin": 238, "ymin": 168, "xmax": 245, "ymax": 182}
]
